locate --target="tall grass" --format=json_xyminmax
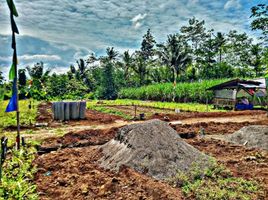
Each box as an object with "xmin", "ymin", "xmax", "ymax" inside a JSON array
[
  {"xmin": 0, "ymin": 100, "xmax": 38, "ymax": 131},
  {"xmin": 119, "ymin": 79, "xmax": 228, "ymax": 103}
]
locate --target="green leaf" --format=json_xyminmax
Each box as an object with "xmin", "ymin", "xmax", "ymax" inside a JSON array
[
  {"xmin": 6, "ymin": 0, "xmax": 19, "ymax": 17},
  {"xmin": 9, "ymin": 63, "xmax": 16, "ymax": 80}
]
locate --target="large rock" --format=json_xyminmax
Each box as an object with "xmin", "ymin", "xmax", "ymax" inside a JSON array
[
  {"xmin": 98, "ymin": 119, "xmax": 209, "ymax": 180},
  {"xmin": 225, "ymin": 125, "xmax": 268, "ymax": 150}
]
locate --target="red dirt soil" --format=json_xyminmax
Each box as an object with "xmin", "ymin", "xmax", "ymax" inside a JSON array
[
  {"xmin": 34, "ymin": 147, "xmax": 184, "ymax": 200},
  {"xmin": 187, "ymin": 138, "xmax": 268, "ymax": 194},
  {"xmin": 40, "ymin": 128, "xmax": 118, "ymax": 151},
  {"xmin": 150, "ymin": 110, "xmax": 266, "ymax": 121},
  {"xmin": 172, "ymin": 119, "xmax": 268, "ymax": 136}
]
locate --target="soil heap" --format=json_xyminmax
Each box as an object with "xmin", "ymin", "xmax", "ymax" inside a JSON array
[
  {"xmin": 98, "ymin": 119, "xmax": 209, "ymax": 180},
  {"xmin": 225, "ymin": 125, "xmax": 268, "ymax": 150}
]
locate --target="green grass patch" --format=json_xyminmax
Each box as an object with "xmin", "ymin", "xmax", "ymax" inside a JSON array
[
  {"xmin": 88, "ymin": 104, "xmax": 132, "ymax": 120},
  {"xmin": 0, "ymin": 100, "xmax": 38, "ymax": 132},
  {"xmin": 88, "ymin": 99, "xmax": 218, "ymax": 112},
  {"xmin": 0, "ymin": 146, "xmax": 38, "ymax": 199},
  {"xmin": 169, "ymin": 160, "xmax": 265, "ymax": 200}
]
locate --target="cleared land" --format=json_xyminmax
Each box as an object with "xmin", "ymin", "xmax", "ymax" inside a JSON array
[{"xmin": 1, "ymin": 100, "xmax": 268, "ymax": 199}]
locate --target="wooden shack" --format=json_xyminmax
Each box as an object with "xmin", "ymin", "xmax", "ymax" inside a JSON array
[{"xmin": 207, "ymin": 79, "xmax": 266, "ymax": 110}]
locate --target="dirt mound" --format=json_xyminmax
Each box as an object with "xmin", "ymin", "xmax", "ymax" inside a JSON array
[
  {"xmin": 99, "ymin": 119, "xmax": 209, "ymax": 180},
  {"xmin": 225, "ymin": 125, "xmax": 268, "ymax": 150},
  {"xmin": 39, "ymin": 128, "xmax": 118, "ymax": 153},
  {"xmin": 36, "ymin": 102, "xmax": 53, "ymax": 123},
  {"xmin": 34, "ymin": 147, "xmax": 184, "ymax": 200}
]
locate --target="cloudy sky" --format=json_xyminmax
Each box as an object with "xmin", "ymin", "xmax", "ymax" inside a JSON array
[{"xmin": 0, "ymin": 0, "xmax": 265, "ymax": 78}]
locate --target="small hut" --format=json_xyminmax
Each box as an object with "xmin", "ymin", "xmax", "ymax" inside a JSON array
[{"xmin": 207, "ymin": 79, "xmax": 266, "ymax": 110}]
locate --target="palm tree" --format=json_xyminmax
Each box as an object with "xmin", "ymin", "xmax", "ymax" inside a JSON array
[
  {"xmin": 158, "ymin": 34, "xmax": 191, "ymax": 82},
  {"xmin": 157, "ymin": 34, "xmax": 192, "ymax": 101},
  {"xmin": 104, "ymin": 47, "xmax": 119, "ymax": 63},
  {"xmin": 26, "ymin": 62, "xmax": 50, "ymax": 82},
  {"xmin": 121, "ymin": 50, "xmax": 133, "ymax": 80}
]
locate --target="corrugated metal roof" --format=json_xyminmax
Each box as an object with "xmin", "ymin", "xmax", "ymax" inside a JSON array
[{"xmin": 207, "ymin": 79, "xmax": 262, "ymax": 90}]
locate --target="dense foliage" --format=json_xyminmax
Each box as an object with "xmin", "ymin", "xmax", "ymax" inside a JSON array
[
  {"xmin": 0, "ymin": 4, "xmax": 267, "ymax": 101},
  {"xmin": 119, "ymin": 79, "xmax": 227, "ymax": 103}
]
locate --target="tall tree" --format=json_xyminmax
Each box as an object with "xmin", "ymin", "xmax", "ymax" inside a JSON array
[
  {"xmin": 26, "ymin": 62, "xmax": 50, "ymax": 82},
  {"xmin": 121, "ymin": 50, "xmax": 133, "ymax": 81},
  {"xmin": 251, "ymin": 4, "xmax": 268, "ymax": 45},
  {"xmin": 157, "ymin": 34, "xmax": 192, "ymax": 101},
  {"xmin": 99, "ymin": 47, "xmax": 119, "ymax": 99},
  {"xmin": 0, "ymin": 71, "xmax": 4, "ymax": 86},
  {"xmin": 214, "ymin": 32, "xmax": 226, "ymax": 63},
  {"xmin": 226, "ymin": 30, "xmax": 253, "ymax": 77},
  {"xmin": 18, "ymin": 69, "xmax": 27, "ymax": 86},
  {"xmin": 181, "ymin": 17, "xmax": 208, "ymax": 51},
  {"xmin": 26, "ymin": 62, "xmax": 50, "ymax": 100},
  {"xmin": 180, "ymin": 17, "xmax": 209, "ymax": 73},
  {"xmin": 141, "ymin": 29, "xmax": 156, "ymax": 60},
  {"xmin": 158, "ymin": 34, "xmax": 192, "ymax": 82},
  {"xmin": 248, "ymin": 44, "xmax": 265, "ymax": 77}
]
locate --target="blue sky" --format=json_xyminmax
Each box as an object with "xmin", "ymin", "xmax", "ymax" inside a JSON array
[{"xmin": 0, "ymin": 0, "xmax": 266, "ymax": 78}]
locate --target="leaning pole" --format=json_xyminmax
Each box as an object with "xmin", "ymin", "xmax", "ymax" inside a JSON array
[{"xmin": 5, "ymin": 0, "xmax": 20, "ymax": 149}]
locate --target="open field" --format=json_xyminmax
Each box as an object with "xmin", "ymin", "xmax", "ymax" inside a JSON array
[
  {"xmin": 0, "ymin": 100, "xmax": 38, "ymax": 132},
  {"xmin": 1, "ymin": 100, "xmax": 268, "ymax": 199}
]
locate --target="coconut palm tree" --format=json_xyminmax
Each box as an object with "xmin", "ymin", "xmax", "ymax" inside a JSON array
[
  {"xmin": 157, "ymin": 34, "xmax": 192, "ymax": 101},
  {"xmin": 121, "ymin": 50, "xmax": 133, "ymax": 80}
]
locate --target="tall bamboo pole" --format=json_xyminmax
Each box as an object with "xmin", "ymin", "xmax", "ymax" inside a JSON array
[{"xmin": 10, "ymin": 0, "xmax": 20, "ymax": 149}]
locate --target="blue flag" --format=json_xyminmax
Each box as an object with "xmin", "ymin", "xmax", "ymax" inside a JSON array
[{"xmin": 5, "ymin": 80, "xmax": 17, "ymax": 112}]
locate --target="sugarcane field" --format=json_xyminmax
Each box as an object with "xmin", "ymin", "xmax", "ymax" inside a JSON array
[{"xmin": 0, "ymin": 1, "xmax": 268, "ymax": 200}]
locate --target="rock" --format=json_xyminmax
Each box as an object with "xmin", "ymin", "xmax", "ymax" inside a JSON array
[
  {"xmin": 98, "ymin": 119, "xmax": 209, "ymax": 180},
  {"xmin": 225, "ymin": 125, "xmax": 268, "ymax": 150}
]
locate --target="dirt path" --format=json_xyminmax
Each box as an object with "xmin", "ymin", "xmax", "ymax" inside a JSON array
[
  {"xmin": 22, "ymin": 120, "xmax": 136, "ymax": 141},
  {"xmin": 181, "ymin": 113, "xmax": 266, "ymax": 124}
]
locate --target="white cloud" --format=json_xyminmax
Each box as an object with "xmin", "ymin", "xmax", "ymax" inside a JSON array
[
  {"xmin": 131, "ymin": 13, "xmax": 147, "ymax": 23},
  {"xmin": 224, "ymin": 0, "xmax": 241, "ymax": 10},
  {"xmin": 0, "ymin": 0, "xmax": 264, "ymax": 78},
  {"xmin": 19, "ymin": 54, "xmax": 61, "ymax": 61},
  {"xmin": 134, "ymin": 22, "xmax": 142, "ymax": 29},
  {"xmin": 131, "ymin": 13, "xmax": 147, "ymax": 29}
]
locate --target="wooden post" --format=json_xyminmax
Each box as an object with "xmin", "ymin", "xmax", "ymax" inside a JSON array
[
  {"xmin": 134, "ymin": 105, "xmax": 137, "ymax": 119},
  {"xmin": 206, "ymin": 97, "xmax": 208, "ymax": 112}
]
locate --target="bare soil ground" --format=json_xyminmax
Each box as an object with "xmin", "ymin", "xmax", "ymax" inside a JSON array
[
  {"xmin": 32, "ymin": 102, "xmax": 268, "ymax": 199},
  {"xmin": 187, "ymin": 138, "xmax": 268, "ymax": 193},
  {"xmin": 34, "ymin": 147, "xmax": 184, "ymax": 200},
  {"xmin": 172, "ymin": 119, "xmax": 268, "ymax": 136}
]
